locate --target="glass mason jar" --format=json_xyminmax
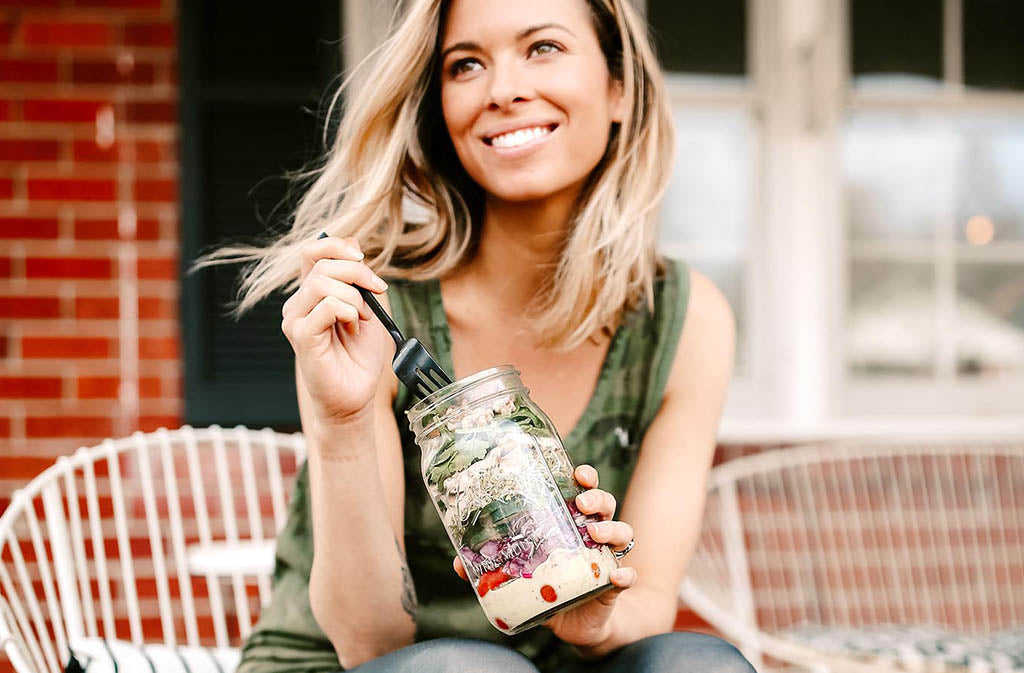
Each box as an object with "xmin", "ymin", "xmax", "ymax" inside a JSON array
[{"xmin": 407, "ymin": 365, "xmax": 619, "ymax": 635}]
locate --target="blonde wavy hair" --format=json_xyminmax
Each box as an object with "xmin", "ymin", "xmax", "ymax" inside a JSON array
[{"xmin": 191, "ymin": 0, "xmax": 675, "ymax": 349}]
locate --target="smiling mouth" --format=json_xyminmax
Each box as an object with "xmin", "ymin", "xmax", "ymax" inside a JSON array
[{"xmin": 483, "ymin": 123, "xmax": 559, "ymax": 149}]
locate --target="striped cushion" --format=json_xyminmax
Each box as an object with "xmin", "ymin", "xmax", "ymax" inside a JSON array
[
  {"xmin": 783, "ymin": 624, "xmax": 1024, "ymax": 673},
  {"xmin": 66, "ymin": 638, "xmax": 240, "ymax": 673}
]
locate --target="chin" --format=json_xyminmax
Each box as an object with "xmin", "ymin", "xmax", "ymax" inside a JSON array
[{"xmin": 482, "ymin": 175, "xmax": 581, "ymax": 204}]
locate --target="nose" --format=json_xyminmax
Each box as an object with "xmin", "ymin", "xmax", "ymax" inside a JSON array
[{"xmin": 486, "ymin": 58, "xmax": 532, "ymax": 111}]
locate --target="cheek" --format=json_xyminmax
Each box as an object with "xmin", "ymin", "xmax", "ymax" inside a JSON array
[
  {"xmin": 441, "ymin": 84, "xmax": 476, "ymax": 133},
  {"xmin": 440, "ymin": 89, "xmax": 458, "ymax": 136},
  {"xmin": 441, "ymin": 91, "xmax": 480, "ymax": 164},
  {"xmin": 560, "ymin": 90, "xmax": 613, "ymax": 152},
  {"xmin": 556, "ymin": 66, "xmax": 617, "ymax": 137}
]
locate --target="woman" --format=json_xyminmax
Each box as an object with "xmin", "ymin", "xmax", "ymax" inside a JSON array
[{"xmin": 195, "ymin": 0, "xmax": 749, "ymax": 671}]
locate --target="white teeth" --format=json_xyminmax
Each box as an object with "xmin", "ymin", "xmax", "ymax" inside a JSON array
[{"xmin": 491, "ymin": 125, "xmax": 551, "ymax": 149}]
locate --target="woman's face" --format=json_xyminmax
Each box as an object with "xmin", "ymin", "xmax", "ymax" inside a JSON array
[{"xmin": 439, "ymin": 0, "xmax": 624, "ymax": 203}]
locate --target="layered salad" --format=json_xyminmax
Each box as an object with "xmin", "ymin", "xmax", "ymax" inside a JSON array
[{"xmin": 419, "ymin": 392, "xmax": 619, "ymax": 634}]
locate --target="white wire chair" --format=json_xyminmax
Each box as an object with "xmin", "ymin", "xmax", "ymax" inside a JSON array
[
  {"xmin": 0, "ymin": 425, "xmax": 306, "ymax": 673},
  {"xmin": 680, "ymin": 436, "xmax": 1024, "ymax": 673}
]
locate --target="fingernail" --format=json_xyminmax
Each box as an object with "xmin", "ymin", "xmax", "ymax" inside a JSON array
[
  {"xmin": 577, "ymin": 493, "xmax": 591, "ymax": 509},
  {"xmin": 350, "ymin": 247, "xmax": 364, "ymax": 260},
  {"xmin": 375, "ymin": 276, "xmax": 388, "ymax": 291}
]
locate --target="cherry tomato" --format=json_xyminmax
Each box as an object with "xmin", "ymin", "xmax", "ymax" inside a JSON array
[{"xmin": 476, "ymin": 569, "xmax": 513, "ymax": 597}]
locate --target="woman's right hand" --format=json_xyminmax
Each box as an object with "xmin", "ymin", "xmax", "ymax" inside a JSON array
[{"xmin": 281, "ymin": 233, "xmax": 393, "ymax": 430}]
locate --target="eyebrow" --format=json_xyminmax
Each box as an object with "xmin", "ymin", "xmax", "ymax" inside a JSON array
[{"xmin": 440, "ymin": 22, "xmax": 576, "ymax": 63}]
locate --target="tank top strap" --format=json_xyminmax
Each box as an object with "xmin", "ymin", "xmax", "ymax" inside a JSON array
[
  {"xmin": 638, "ymin": 257, "xmax": 691, "ymax": 429},
  {"xmin": 583, "ymin": 257, "xmax": 691, "ymax": 441}
]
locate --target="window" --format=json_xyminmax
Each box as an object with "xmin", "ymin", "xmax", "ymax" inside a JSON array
[
  {"xmin": 842, "ymin": 0, "xmax": 1024, "ymax": 416},
  {"xmin": 645, "ymin": 0, "xmax": 1024, "ymax": 435},
  {"xmin": 646, "ymin": 0, "xmax": 757, "ymax": 380},
  {"xmin": 180, "ymin": 0, "xmax": 341, "ymax": 429}
]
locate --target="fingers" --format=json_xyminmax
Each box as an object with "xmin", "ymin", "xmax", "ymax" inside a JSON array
[
  {"xmin": 574, "ymin": 488, "xmax": 617, "ymax": 521},
  {"xmin": 300, "ymin": 234, "xmax": 363, "ymax": 279},
  {"xmin": 283, "ymin": 268, "xmax": 376, "ymax": 322},
  {"xmin": 288, "ymin": 233, "xmax": 386, "ymax": 318},
  {"xmin": 585, "ymin": 519, "xmax": 633, "ymax": 551},
  {"xmin": 574, "ymin": 464, "xmax": 599, "ymax": 489},
  {"xmin": 281, "ymin": 255, "xmax": 390, "ymax": 347},
  {"xmin": 287, "ymin": 295, "xmax": 362, "ymax": 343},
  {"xmin": 303, "ymin": 257, "xmax": 388, "ymax": 298},
  {"xmin": 594, "ymin": 566, "xmax": 638, "ymax": 607}
]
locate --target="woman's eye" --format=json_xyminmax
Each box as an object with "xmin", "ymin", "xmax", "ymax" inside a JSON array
[
  {"xmin": 449, "ymin": 58, "xmax": 481, "ymax": 76},
  {"xmin": 530, "ymin": 41, "xmax": 562, "ymax": 57}
]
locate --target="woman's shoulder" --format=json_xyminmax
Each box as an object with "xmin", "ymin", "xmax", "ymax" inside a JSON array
[{"xmin": 662, "ymin": 261, "xmax": 736, "ymax": 400}]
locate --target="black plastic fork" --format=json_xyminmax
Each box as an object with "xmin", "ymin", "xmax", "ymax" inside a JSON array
[{"xmin": 317, "ymin": 232, "xmax": 454, "ymax": 397}]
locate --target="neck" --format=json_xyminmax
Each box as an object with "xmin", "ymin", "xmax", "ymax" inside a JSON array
[{"xmin": 454, "ymin": 187, "xmax": 580, "ymax": 311}]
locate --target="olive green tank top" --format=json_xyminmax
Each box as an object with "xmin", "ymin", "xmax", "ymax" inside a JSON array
[{"xmin": 236, "ymin": 258, "xmax": 690, "ymax": 673}]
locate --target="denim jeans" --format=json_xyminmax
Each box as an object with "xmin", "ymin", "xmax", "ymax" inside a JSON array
[{"xmin": 342, "ymin": 632, "xmax": 757, "ymax": 672}]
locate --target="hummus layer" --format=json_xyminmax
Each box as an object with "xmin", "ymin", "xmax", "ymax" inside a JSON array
[{"xmin": 477, "ymin": 545, "xmax": 619, "ymax": 633}]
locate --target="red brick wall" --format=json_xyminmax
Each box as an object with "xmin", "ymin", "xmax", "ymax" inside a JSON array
[
  {"xmin": 0, "ymin": 0, "xmax": 180, "ymax": 509},
  {"xmin": 1, "ymin": 6, "xmax": 180, "ymax": 667}
]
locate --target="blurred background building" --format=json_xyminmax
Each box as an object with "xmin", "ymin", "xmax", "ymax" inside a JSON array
[{"xmin": 0, "ymin": 0, "xmax": 1022, "ymax": 666}]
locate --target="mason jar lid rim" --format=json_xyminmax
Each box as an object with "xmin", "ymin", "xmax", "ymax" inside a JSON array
[{"xmin": 406, "ymin": 364, "xmax": 522, "ymax": 423}]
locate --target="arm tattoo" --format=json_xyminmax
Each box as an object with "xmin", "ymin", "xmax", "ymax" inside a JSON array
[{"xmin": 395, "ymin": 537, "xmax": 418, "ymax": 619}]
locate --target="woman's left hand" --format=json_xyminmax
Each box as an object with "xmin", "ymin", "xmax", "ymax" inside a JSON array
[{"xmin": 452, "ymin": 463, "xmax": 637, "ymax": 648}]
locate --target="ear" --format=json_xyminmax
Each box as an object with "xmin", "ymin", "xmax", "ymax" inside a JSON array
[{"xmin": 608, "ymin": 77, "xmax": 627, "ymax": 123}]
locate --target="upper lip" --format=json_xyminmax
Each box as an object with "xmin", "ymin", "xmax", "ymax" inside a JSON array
[{"xmin": 480, "ymin": 120, "xmax": 559, "ymax": 144}]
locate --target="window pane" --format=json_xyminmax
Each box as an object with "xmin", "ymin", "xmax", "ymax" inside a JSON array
[
  {"xmin": 659, "ymin": 107, "xmax": 753, "ymax": 245},
  {"xmin": 843, "ymin": 112, "xmax": 955, "ymax": 241},
  {"xmin": 851, "ymin": 0, "xmax": 942, "ymax": 85},
  {"xmin": 848, "ymin": 262, "xmax": 936, "ymax": 377},
  {"xmin": 964, "ymin": 1, "xmax": 1024, "ymax": 91},
  {"xmin": 647, "ymin": 0, "xmax": 746, "ymax": 76},
  {"xmin": 957, "ymin": 116, "xmax": 1024, "ymax": 242},
  {"xmin": 956, "ymin": 264, "xmax": 1024, "ymax": 377},
  {"xmin": 658, "ymin": 106, "xmax": 753, "ymax": 374}
]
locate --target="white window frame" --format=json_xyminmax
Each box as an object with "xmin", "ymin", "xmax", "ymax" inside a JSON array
[
  {"xmin": 650, "ymin": 0, "xmax": 848, "ymax": 437},
  {"xmin": 653, "ymin": 0, "xmax": 1024, "ymax": 440},
  {"xmin": 840, "ymin": 0, "xmax": 1024, "ymax": 420}
]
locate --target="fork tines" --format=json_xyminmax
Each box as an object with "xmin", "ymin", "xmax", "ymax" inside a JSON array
[{"xmin": 415, "ymin": 366, "xmax": 452, "ymax": 398}]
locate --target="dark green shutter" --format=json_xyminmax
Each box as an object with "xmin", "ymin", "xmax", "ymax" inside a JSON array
[
  {"xmin": 179, "ymin": 0, "xmax": 342, "ymax": 430},
  {"xmin": 647, "ymin": 0, "xmax": 747, "ymax": 76}
]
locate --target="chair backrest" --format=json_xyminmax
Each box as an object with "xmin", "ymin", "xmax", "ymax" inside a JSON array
[
  {"xmin": 683, "ymin": 437, "xmax": 1024, "ymax": 641},
  {"xmin": 0, "ymin": 425, "xmax": 306, "ymax": 673}
]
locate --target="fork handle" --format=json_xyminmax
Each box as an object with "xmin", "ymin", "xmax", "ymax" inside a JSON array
[{"xmin": 355, "ymin": 286, "xmax": 405, "ymax": 347}]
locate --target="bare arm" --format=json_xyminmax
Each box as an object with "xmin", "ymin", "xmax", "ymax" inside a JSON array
[
  {"xmin": 280, "ymin": 234, "xmax": 417, "ymax": 668},
  {"xmin": 300, "ymin": 359, "xmax": 417, "ymax": 668},
  {"xmin": 579, "ymin": 268, "xmax": 736, "ymax": 656}
]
